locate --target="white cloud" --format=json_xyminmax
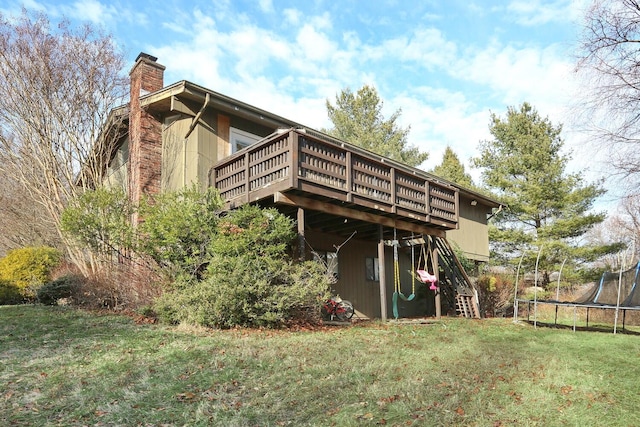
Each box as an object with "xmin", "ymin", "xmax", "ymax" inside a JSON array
[
  {"xmin": 396, "ymin": 28, "xmax": 458, "ymax": 68},
  {"xmin": 454, "ymin": 41, "xmax": 576, "ymax": 114},
  {"xmin": 0, "ymin": 0, "xmax": 53, "ymax": 19},
  {"xmin": 14, "ymin": 0, "xmax": 47, "ymax": 13},
  {"xmin": 390, "ymin": 88, "xmax": 491, "ymax": 178},
  {"xmin": 67, "ymin": 0, "xmax": 117, "ymax": 25},
  {"xmin": 258, "ymin": 0, "xmax": 274, "ymax": 14},
  {"xmin": 295, "ymin": 24, "xmax": 336, "ymax": 63},
  {"xmin": 283, "ymin": 8, "xmax": 302, "ymax": 25},
  {"xmin": 308, "ymin": 11, "xmax": 332, "ymax": 30},
  {"xmin": 506, "ymin": 0, "xmax": 579, "ymax": 26}
]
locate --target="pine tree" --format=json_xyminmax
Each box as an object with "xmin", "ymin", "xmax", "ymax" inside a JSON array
[
  {"xmin": 325, "ymin": 85, "xmax": 428, "ymax": 167},
  {"xmin": 431, "ymin": 146, "xmax": 474, "ymax": 188},
  {"xmin": 473, "ymin": 102, "xmax": 616, "ymax": 286}
]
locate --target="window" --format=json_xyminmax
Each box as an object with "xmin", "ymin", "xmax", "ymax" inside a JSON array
[
  {"xmin": 230, "ymin": 127, "xmax": 262, "ymax": 153},
  {"xmin": 366, "ymin": 257, "xmax": 379, "ymax": 281},
  {"xmin": 313, "ymin": 251, "xmax": 339, "ymax": 280}
]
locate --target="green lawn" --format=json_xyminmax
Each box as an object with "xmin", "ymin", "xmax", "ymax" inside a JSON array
[{"xmin": 1, "ymin": 306, "xmax": 639, "ymax": 426}]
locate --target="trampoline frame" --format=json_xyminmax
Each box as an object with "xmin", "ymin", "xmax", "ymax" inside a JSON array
[{"xmin": 514, "ymin": 261, "xmax": 640, "ymax": 333}]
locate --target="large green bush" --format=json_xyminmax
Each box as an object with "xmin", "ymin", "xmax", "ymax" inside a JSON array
[
  {"xmin": 0, "ymin": 246, "xmax": 62, "ymax": 302},
  {"xmin": 155, "ymin": 257, "xmax": 329, "ymax": 328},
  {"xmin": 136, "ymin": 185, "xmax": 223, "ymax": 279},
  {"xmin": 62, "ymin": 186, "xmax": 330, "ymax": 326},
  {"xmin": 155, "ymin": 205, "xmax": 331, "ymax": 328}
]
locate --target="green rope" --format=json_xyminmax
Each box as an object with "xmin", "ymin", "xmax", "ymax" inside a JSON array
[{"xmin": 392, "ymin": 230, "xmax": 415, "ymax": 319}]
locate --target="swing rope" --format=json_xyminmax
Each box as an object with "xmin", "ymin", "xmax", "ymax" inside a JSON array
[
  {"xmin": 416, "ymin": 237, "xmax": 439, "ymax": 291},
  {"xmin": 392, "ymin": 229, "xmax": 416, "ymax": 319}
]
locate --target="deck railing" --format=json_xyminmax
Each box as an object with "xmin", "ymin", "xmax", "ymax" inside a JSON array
[{"xmin": 212, "ymin": 129, "xmax": 459, "ymax": 229}]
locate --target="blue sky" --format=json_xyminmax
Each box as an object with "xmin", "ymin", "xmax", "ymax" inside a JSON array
[{"xmin": 4, "ymin": 0, "xmax": 610, "ymax": 201}]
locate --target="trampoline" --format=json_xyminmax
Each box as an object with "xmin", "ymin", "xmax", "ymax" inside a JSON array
[{"xmin": 515, "ymin": 261, "xmax": 640, "ymax": 333}]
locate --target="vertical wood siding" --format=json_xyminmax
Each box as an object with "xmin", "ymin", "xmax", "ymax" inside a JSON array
[{"xmin": 304, "ymin": 230, "xmax": 436, "ymax": 319}]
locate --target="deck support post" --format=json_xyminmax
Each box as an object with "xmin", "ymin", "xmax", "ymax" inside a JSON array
[
  {"xmin": 297, "ymin": 207, "xmax": 305, "ymax": 261},
  {"xmin": 378, "ymin": 225, "xmax": 387, "ymax": 321},
  {"xmin": 434, "ymin": 243, "xmax": 441, "ymax": 320}
]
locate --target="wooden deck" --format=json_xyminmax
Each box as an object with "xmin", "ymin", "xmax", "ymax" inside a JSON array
[{"xmin": 211, "ymin": 128, "xmax": 459, "ymax": 231}]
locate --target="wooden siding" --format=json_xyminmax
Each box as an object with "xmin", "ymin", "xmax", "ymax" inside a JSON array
[
  {"xmin": 446, "ymin": 196, "xmax": 492, "ymax": 262},
  {"xmin": 217, "ymin": 114, "xmax": 231, "ymax": 160},
  {"xmin": 212, "ymin": 129, "xmax": 459, "ymax": 230},
  {"xmin": 305, "ymin": 230, "xmax": 437, "ymax": 319},
  {"xmin": 105, "ymin": 139, "xmax": 128, "ymax": 191},
  {"xmin": 195, "ymin": 114, "xmax": 217, "ymax": 190},
  {"xmin": 162, "ymin": 117, "xmax": 188, "ymax": 191},
  {"xmin": 162, "ymin": 113, "xmax": 221, "ymax": 192}
]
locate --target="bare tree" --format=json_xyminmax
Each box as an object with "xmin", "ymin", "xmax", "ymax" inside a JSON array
[
  {"xmin": 0, "ymin": 169, "xmax": 61, "ymax": 256},
  {"xmin": 609, "ymin": 195, "xmax": 640, "ymax": 254},
  {"xmin": 582, "ymin": 193, "xmax": 640, "ymax": 268},
  {"xmin": 576, "ymin": 0, "xmax": 640, "ymax": 192},
  {"xmin": 0, "ymin": 10, "xmax": 128, "ymax": 273}
]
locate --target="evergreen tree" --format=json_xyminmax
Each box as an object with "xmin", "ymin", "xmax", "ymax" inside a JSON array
[
  {"xmin": 431, "ymin": 146, "xmax": 474, "ymax": 188},
  {"xmin": 473, "ymin": 102, "xmax": 618, "ymax": 286},
  {"xmin": 325, "ymin": 85, "xmax": 428, "ymax": 167}
]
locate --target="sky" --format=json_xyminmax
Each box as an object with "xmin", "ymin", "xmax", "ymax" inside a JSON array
[{"xmin": 3, "ymin": 0, "xmax": 617, "ymax": 207}]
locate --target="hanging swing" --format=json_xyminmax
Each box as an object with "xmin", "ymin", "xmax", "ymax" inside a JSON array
[
  {"xmin": 392, "ymin": 229, "xmax": 416, "ymax": 319},
  {"xmin": 416, "ymin": 237, "xmax": 439, "ymax": 292}
]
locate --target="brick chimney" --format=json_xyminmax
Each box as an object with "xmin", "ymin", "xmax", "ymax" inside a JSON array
[{"xmin": 128, "ymin": 53, "xmax": 165, "ymax": 210}]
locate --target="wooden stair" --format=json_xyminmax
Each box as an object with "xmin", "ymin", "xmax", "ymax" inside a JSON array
[
  {"xmin": 432, "ymin": 236, "xmax": 481, "ymax": 319},
  {"xmin": 456, "ymin": 294, "xmax": 480, "ymax": 318}
]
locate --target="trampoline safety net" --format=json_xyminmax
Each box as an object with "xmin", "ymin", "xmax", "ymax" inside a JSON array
[{"xmin": 573, "ymin": 262, "xmax": 640, "ymax": 307}]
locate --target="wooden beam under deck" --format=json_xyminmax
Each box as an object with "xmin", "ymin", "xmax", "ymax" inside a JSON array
[{"xmin": 273, "ymin": 192, "xmax": 446, "ymax": 238}]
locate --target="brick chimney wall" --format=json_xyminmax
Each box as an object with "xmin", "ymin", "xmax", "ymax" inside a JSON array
[{"xmin": 128, "ymin": 53, "xmax": 165, "ymax": 210}]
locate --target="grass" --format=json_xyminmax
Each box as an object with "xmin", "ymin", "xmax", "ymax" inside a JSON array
[{"xmin": 2, "ymin": 306, "xmax": 640, "ymax": 426}]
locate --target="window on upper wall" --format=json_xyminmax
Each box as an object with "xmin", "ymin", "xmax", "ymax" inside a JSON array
[
  {"xmin": 230, "ymin": 127, "xmax": 262, "ymax": 153},
  {"xmin": 365, "ymin": 257, "xmax": 379, "ymax": 281}
]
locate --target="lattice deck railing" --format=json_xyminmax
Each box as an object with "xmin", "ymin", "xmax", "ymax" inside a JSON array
[{"xmin": 211, "ymin": 129, "xmax": 458, "ymax": 229}]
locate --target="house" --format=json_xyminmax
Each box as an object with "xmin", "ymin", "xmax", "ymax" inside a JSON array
[{"xmin": 104, "ymin": 52, "xmax": 502, "ymax": 320}]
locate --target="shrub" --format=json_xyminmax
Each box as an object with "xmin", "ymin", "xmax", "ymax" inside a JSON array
[
  {"xmin": 451, "ymin": 242, "xmax": 476, "ymax": 276},
  {"xmin": 210, "ymin": 205, "xmax": 295, "ymax": 258},
  {"xmin": 476, "ymin": 273, "xmax": 515, "ymax": 317},
  {"xmin": 61, "ymin": 185, "xmax": 220, "ymax": 308},
  {"xmin": 156, "ymin": 258, "xmax": 330, "ymax": 328},
  {"xmin": 37, "ymin": 274, "xmax": 82, "ymax": 305},
  {"xmin": 61, "ymin": 187, "xmax": 134, "ymax": 261},
  {"xmin": 70, "ymin": 264, "xmax": 163, "ymax": 310},
  {"xmin": 0, "ymin": 246, "xmax": 62, "ymax": 301},
  {"xmin": 137, "ymin": 185, "xmax": 223, "ymax": 279},
  {"xmin": 522, "ymin": 288, "xmax": 553, "ymax": 302},
  {"xmin": 154, "ymin": 205, "xmax": 331, "ymax": 328},
  {"xmin": 0, "ymin": 279, "xmax": 23, "ymax": 305}
]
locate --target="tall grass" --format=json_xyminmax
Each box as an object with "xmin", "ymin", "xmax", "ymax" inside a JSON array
[{"xmin": 1, "ymin": 306, "xmax": 639, "ymax": 426}]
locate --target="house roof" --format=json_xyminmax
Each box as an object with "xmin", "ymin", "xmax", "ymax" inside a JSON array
[{"xmin": 140, "ymin": 80, "xmax": 304, "ymax": 130}]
